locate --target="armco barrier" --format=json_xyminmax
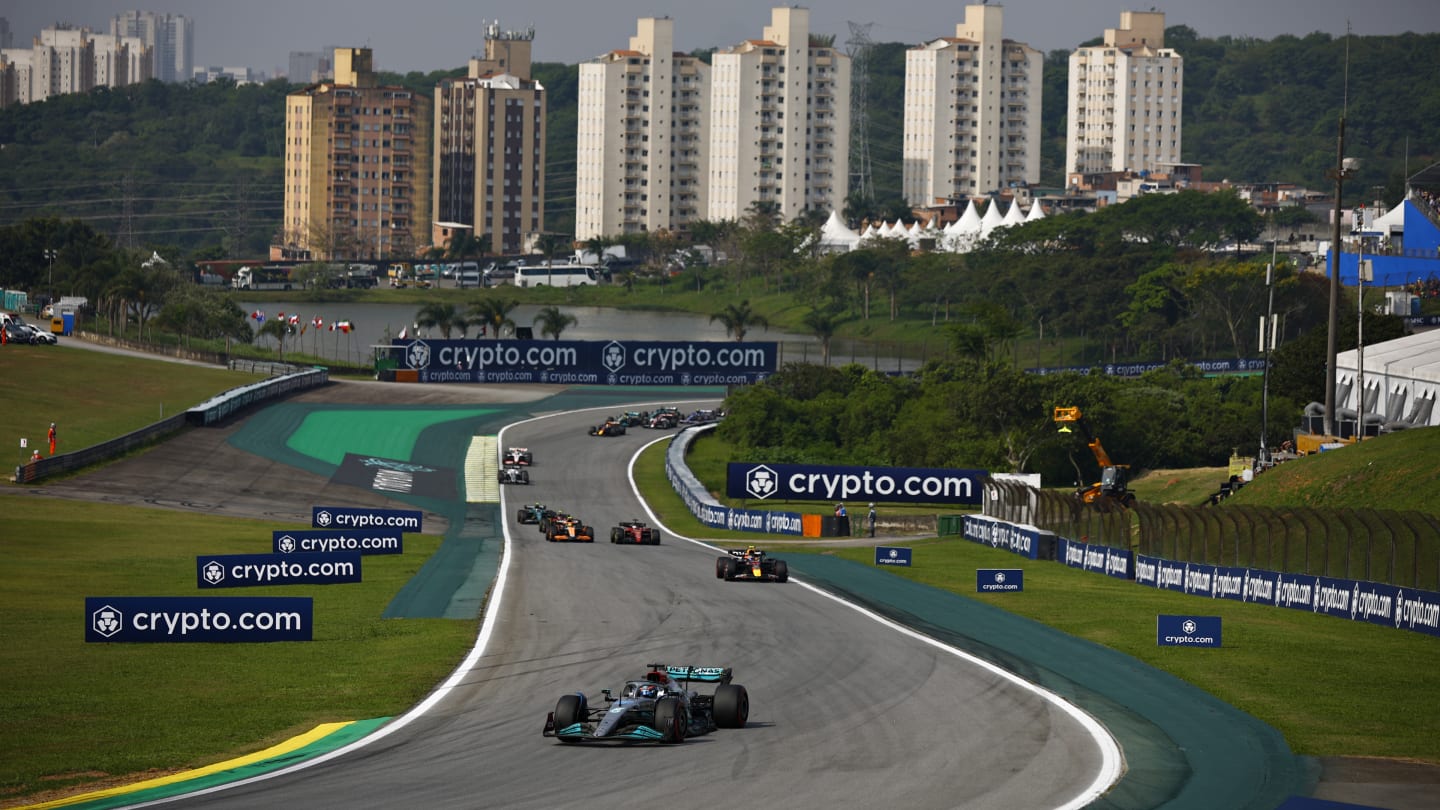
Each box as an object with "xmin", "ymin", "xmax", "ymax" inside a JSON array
[
  {"xmin": 665, "ymin": 425, "xmax": 803, "ymax": 535},
  {"xmin": 14, "ymin": 369, "xmax": 329, "ymax": 484}
]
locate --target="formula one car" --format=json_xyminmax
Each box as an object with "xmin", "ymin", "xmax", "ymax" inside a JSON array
[
  {"xmin": 517, "ymin": 503, "xmax": 551, "ymax": 525},
  {"xmin": 498, "ymin": 466, "xmax": 530, "ymax": 485},
  {"xmin": 617, "ymin": 411, "xmax": 649, "ymax": 428},
  {"xmin": 716, "ymin": 546, "xmax": 789, "ymax": 582},
  {"xmin": 644, "ymin": 408, "xmax": 681, "ymax": 429},
  {"xmin": 504, "ymin": 447, "xmax": 533, "ymax": 466},
  {"xmin": 546, "ymin": 515, "xmax": 595, "ymax": 542},
  {"xmin": 588, "ymin": 418, "xmax": 627, "ymax": 437},
  {"xmin": 543, "ymin": 664, "xmax": 749, "ymax": 744},
  {"xmin": 610, "ymin": 520, "xmax": 661, "ymax": 545}
]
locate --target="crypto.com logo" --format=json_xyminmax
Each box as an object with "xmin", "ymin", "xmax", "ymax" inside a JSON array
[
  {"xmin": 314, "ymin": 511, "xmax": 332, "ymax": 528},
  {"xmin": 602, "ymin": 341, "xmax": 626, "ymax": 373},
  {"xmin": 202, "ymin": 561, "xmax": 226, "ymax": 584},
  {"xmin": 889, "ymin": 549, "xmax": 900, "ymax": 561},
  {"xmin": 405, "ymin": 340, "xmax": 431, "ymax": 370},
  {"xmin": 92, "ymin": 604, "xmax": 123, "ymax": 638},
  {"xmin": 994, "ymin": 571, "xmax": 1007, "ymax": 584},
  {"xmin": 1182, "ymin": 619, "xmax": 1198, "ymax": 634},
  {"xmin": 745, "ymin": 465, "xmax": 778, "ymax": 500},
  {"xmin": 277, "ymin": 535, "xmax": 298, "ymax": 553}
]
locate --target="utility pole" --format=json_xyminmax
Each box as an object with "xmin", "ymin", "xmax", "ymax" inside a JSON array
[{"xmin": 1321, "ymin": 29, "xmax": 1353, "ymax": 439}]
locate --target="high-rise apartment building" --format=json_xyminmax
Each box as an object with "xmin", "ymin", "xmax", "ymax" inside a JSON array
[
  {"xmin": 110, "ymin": 11, "xmax": 193, "ymax": 83},
  {"xmin": 33, "ymin": 27, "xmax": 94, "ymax": 103},
  {"xmin": 283, "ymin": 48, "xmax": 434, "ymax": 260},
  {"xmin": 432, "ymin": 23, "xmax": 545, "ymax": 255},
  {"xmin": 903, "ymin": 4, "xmax": 1042, "ymax": 205},
  {"xmin": 1066, "ymin": 11, "xmax": 1183, "ymax": 177},
  {"xmin": 0, "ymin": 17, "xmax": 13, "ymax": 49},
  {"xmin": 89, "ymin": 33, "xmax": 152, "ymax": 88},
  {"xmin": 708, "ymin": 7, "xmax": 850, "ymax": 222},
  {"xmin": 576, "ymin": 17, "xmax": 709, "ymax": 241}
]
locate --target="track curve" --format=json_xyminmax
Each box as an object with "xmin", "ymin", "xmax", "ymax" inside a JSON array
[{"xmin": 148, "ymin": 405, "xmax": 1116, "ymax": 810}]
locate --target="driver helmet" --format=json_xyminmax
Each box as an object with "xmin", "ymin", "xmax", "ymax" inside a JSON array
[{"xmin": 638, "ymin": 684, "xmax": 662, "ymax": 699}]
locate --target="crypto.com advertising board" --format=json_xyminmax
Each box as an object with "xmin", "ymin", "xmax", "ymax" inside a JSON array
[
  {"xmin": 727, "ymin": 462, "xmax": 985, "ymax": 506},
  {"xmin": 388, "ymin": 339, "xmax": 777, "ymax": 386}
]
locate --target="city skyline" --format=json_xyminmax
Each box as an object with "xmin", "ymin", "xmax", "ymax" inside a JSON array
[{"xmin": 4, "ymin": 1, "xmax": 1437, "ymax": 77}]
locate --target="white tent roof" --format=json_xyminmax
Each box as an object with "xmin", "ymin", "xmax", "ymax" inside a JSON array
[
  {"xmin": 955, "ymin": 200, "xmax": 983, "ymax": 234},
  {"xmin": 1336, "ymin": 329, "xmax": 1440, "ymax": 426},
  {"xmin": 1362, "ymin": 201, "xmax": 1408, "ymax": 234},
  {"xmin": 1025, "ymin": 200, "xmax": 1047, "ymax": 222},
  {"xmin": 819, "ymin": 210, "xmax": 860, "ymax": 248},
  {"xmin": 979, "ymin": 199, "xmax": 1005, "ymax": 235},
  {"xmin": 1001, "ymin": 200, "xmax": 1027, "ymax": 227}
]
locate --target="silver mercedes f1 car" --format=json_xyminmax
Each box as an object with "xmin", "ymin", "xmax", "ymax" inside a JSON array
[{"xmin": 542, "ymin": 664, "xmax": 749, "ymax": 744}]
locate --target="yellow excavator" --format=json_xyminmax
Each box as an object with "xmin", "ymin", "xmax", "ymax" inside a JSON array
[{"xmin": 1053, "ymin": 406, "xmax": 1136, "ymax": 508}]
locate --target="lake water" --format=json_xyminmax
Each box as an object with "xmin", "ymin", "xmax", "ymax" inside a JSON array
[{"xmin": 235, "ymin": 300, "xmax": 930, "ymax": 372}]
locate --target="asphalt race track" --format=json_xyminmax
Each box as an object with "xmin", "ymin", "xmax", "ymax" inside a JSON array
[{"xmin": 149, "ymin": 404, "xmax": 1116, "ymax": 809}]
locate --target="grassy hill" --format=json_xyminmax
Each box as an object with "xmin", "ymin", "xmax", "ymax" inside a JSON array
[{"xmin": 1221, "ymin": 427, "xmax": 1440, "ymax": 513}]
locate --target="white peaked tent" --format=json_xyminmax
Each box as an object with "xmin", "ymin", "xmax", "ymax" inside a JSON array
[
  {"xmin": 955, "ymin": 199, "xmax": 983, "ymax": 234},
  {"xmin": 979, "ymin": 199, "xmax": 1006, "ymax": 237},
  {"xmin": 906, "ymin": 221, "xmax": 924, "ymax": 247},
  {"xmin": 1025, "ymin": 200, "xmax": 1047, "ymax": 222},
  {"xmin": 1363, "ymin": 202, "xmax": 1406, "ymax": 236},
  {"xmin": 1002, "ymin": 200, "xmax": 1027, "ymax": 228},
  {"xmin": 818, "ymin": 210, "xmax": 861, "ymax": 252}
]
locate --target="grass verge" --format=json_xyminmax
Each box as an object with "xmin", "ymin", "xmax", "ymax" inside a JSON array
[
  {"xmin": 0, "ymin": 498, "xmax": 476, "ymax": 803},
  {"xmin": 1, "ymin": 346, "xmax": 263, "ymax": 479},
  {"xmin": 797, "ymin": 538, "xmax": 1440, "ymax": 763}
]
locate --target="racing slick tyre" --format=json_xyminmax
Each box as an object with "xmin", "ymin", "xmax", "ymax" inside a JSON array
[
  {"xmin": 519, "ymin": 471, "xmax": 530, "ymax": 484},
  {"xmin": 553, "ymin": 694, "xmax": 587, "ymax": 744},
  {"xmin": 773, "ymin": 560, "xmax": 789, "ymax": 583},
  {"xmin": 716, "ymin": 556, "xmax": 731, "ymax": 579},
  {"xmin": 516, "ymin": 510, "xmax": 528, "ymax": 523},
  {"xmin": 645, "ymin": 528, "xmax": 659, "ymax": 545},
  {"xmin": 713, "ymin": 684, "xmax": 749, "ymax": 729},
  {"xmin": 653, "ymin": 697, "xmax": 687, "ymax": 744},
  {"xmin": 611, "ymin": 527, "xmax": 622, "ymax": 544},
  {"xmin": 584, "ymin": 526, "xmax": 595, "ymax": 543}
]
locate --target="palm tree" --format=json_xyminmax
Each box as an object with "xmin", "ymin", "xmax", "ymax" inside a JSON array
[
  {"xmin": 535, "ymin": 232, "xmax": 569, "ymax": 287},
  {"xmin": 256, "ymin": 318, "xmax": 295, "ymax": 362},
  {"xmin": 414, "ymin": 302, "xmax": 468, "ymax": 339},
  {"xmin": 469, "ymin": 297, "xmax": 519, "ymax": 338},
  {"xmin": 583, "ymin": 235, "xmax": 612, "ymax": 269},
  {"xmin": 803, "ymin": 306, "xmax": 844, "ymax": 366},
  {"xmin": 533, "ymin": 306, "xmax": 578, "ymax": 340},
  {"xmin": 709, "ymin": 299, "xmax": 769, "ymax": 342}
]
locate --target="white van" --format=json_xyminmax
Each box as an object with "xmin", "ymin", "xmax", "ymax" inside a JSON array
[{"xmin": 514, "ymin": 265, "xmax": 598, "ymax": 288}]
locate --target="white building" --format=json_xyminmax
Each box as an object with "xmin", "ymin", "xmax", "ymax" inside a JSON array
[
  {"xmin": 433, "ymin": 23, "xmax": 546, "ymax": 256},
  {"xmin": 1066, "ymin": 11, "xmax": 1183, "ymax": 177},
  {"xmin": 576, "ymin": 17, "xmax": 709, "ymax": 241},
  {"xmin": 89, "ymin": 33, "xmax": 152, "ymax": 88},
  {"xmin": 903, "ymin": 4, "xmax": 1042, "ymax": 205},
  {"xmin": 32, "ymin": 27, "xmax": 94, "ymax": 103},
  {"xmin": 708, "ymin": 7, "xmax": 850, "ymax": 223},
  {"xmin": 110, "ymin": 10, "xmax": 193, "ymax": 83}
]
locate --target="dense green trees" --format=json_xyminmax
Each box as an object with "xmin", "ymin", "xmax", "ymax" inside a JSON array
[{"xmin": 717, "ymin": 358, "xmax": 1300, "ymax": 485}]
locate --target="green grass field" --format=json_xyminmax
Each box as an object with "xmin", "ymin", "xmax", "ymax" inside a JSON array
[
  {"xmin": 0, "ymin": 498, "xmax": 476, "ymax": 802},
  {"xmin": 0, "ymin": 346, "xmax": 263, "ymax": 476}
]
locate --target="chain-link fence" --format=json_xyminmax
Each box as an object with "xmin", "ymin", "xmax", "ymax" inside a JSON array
[{"xmin": 984, "ymin": 481, "xmax": 1440, "ymax": 591}]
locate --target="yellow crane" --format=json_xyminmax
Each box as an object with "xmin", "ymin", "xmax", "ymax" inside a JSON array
[{"xmin": 1053, "ymin": 406, "xmax": 1136, "ymax": 508}]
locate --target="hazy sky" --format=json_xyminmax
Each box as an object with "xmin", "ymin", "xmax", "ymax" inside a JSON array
[{"xmin": 4, "ymin": 0, "xmax": 1437, "ymax": 75}]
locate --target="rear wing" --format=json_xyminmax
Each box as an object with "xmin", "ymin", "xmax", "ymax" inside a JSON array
[
  {"xmin": 653, "ymin": 664, "xmax": 733, "ymax": 685},
  {"xmin": 726, "ymin": 549, "xmax": 765, "ymax": 559}
]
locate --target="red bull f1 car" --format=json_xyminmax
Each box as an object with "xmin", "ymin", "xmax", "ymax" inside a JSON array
[
  {"xmin": 610, "ymin": 520, "xmax": 661, "ymax": 545},
  {"xmin": 588, "ymin": 418, "xmax": 627, "ymax": 437},
  {"xmin": 546, "ymin": 515, "xmax": 595, "ymax": 542},
  {"xmin": 716, "ymin": 546, "xmax": 789, "ymax": 582},
  {"xmin": 543, "ymin": 664, "xmax": 749, "ymax": 744}
]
